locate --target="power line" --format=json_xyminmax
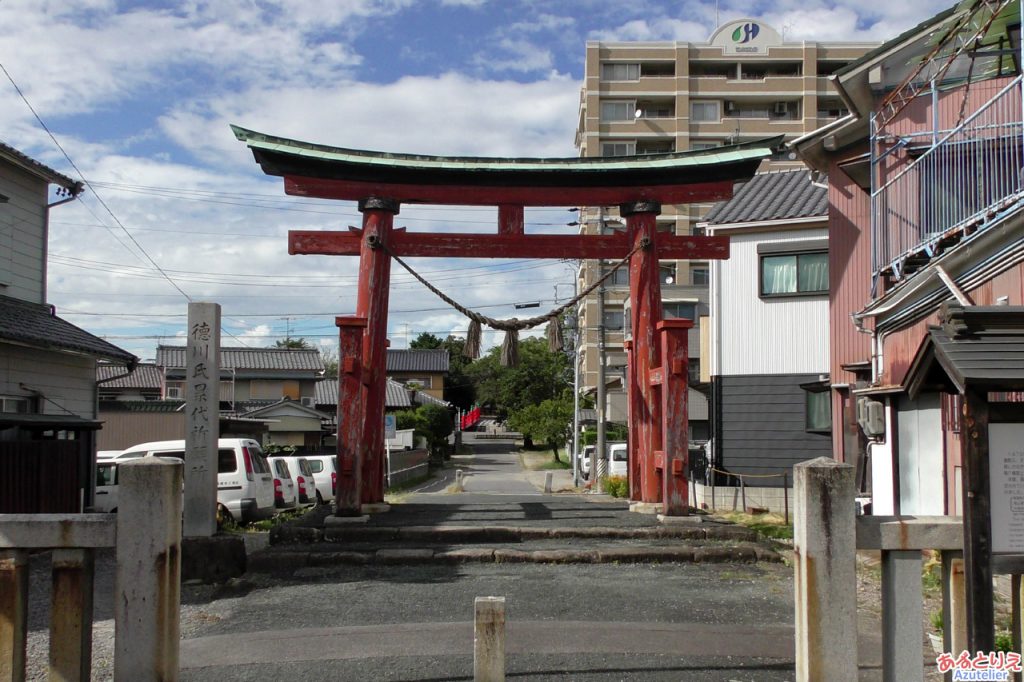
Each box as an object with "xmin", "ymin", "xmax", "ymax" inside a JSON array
[{"xmin": 0, "ymin": 61, "xmax": 194, "ymax": 303}]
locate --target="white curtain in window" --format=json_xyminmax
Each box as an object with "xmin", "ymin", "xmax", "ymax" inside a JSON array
[
  {"xmin": 762, "ymin": 255, "xmax": 796, "ymax": 294},
  {"xmin": 799, "ymin": 253, "xmax": 829, "ymax": 292},
  {"xmin": 807, "ymin": 392, "xmax": 831, "ymax": 430}
]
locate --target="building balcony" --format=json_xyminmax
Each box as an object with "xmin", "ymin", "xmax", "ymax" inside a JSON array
[{"xmin": 871, "ymin": 76, "xmax": 1024, "ymax": 282}]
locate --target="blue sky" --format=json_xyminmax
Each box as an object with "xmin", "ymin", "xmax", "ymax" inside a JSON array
[{"xmin": 1, "ymin": 0, "xmax": 951, "ymax": 361}]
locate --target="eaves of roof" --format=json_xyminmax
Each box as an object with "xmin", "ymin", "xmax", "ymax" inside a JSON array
[{"xmin": 0, "ymin": 141, "xmax": 83, "ymax": 194}]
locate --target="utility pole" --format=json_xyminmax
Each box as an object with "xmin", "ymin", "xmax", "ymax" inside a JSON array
[{"xmin": 595, "ymin": 279, "xmax": 607, "ymax": 492}]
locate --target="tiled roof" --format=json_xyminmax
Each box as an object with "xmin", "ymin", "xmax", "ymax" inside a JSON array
[
  {"xmin": 156, "ymin": 345, "xmax": 325, "ymax": 372},
  {"xmin": 315, "ymin": 378, "xmax": 449, "ymax": 409},
  {"xmin": 0, "ymin": 141, "xmax": 82, "ymax": 193},
  {"xmin": 386, "ymin": 349, "xmax": 449, "ymax": 373},
  {"xmin": 0, "ymin": 295, "xmax": 136, "ymax": 363},
  {"xmin": 702, "ymin": 170, "xmax": 827, "ymax": 226},
  {"xmin": 97, "ymin": 400, "xmax": 184, "ymax": 413},
  {"xmin": 97, "ymin": 362, "xmax": 163, "ymax": 389}
]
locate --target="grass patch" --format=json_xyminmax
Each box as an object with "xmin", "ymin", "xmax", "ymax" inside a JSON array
[
  {"xmin": 538, "ymin": 460, "xmax": 572, "ymax": 470},
  {"xmin": 721, "ymin": 511, "xmax": 793, "ymax": 540},
  {"xmin": 247, "ymin": 508, "xmax": 307, "ymax": 532}
]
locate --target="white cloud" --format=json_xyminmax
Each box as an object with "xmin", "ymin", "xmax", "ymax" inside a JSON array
[{"xmin": 589, "ymin": 18, "xmax": 710, "ymax": 42}]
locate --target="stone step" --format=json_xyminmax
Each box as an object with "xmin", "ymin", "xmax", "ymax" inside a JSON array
[
  {"xmin": 247, "ymin": 539, "xmax": 784, "ymax": 574},
  {"xmin": 271, "ymin": 523, "xmax": 759, "ymax": 546}
]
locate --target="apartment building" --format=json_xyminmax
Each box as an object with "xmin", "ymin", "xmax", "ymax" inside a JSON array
[{"xmin": 572, "ymin": 19, "xmax": 875, "ymax": 424}]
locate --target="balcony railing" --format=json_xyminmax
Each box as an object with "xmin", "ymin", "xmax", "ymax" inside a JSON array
[{"xmin": 871, "ymin": 75, "xmax": 1024, "ymax": 280}]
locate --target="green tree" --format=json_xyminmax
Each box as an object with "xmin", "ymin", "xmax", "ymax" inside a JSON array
[
  {"xmin": 465, "ymin": 336, "xmax": 570, "ymax": 417},
  {"xmin": 507, "ymin": 396, "xmax": 574, "ymax": 462},
  {"xmin": 274, "ymin": 338, "xmax": 311, "ymax": 349},
  {"xmin": 393, "ymin": 404, "xmax": 453, "ymax": 456},
  {"xmin": 410, "ymin": 332, "xmax": 444, "ymax": 350}
]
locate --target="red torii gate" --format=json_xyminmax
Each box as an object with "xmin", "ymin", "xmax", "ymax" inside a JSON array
[{"xmin": 233, "ymin": 125, "xmax": 777, "ymax": 517}]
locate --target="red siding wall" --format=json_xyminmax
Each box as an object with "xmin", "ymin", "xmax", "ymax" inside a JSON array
[{"xmin": 827, "ymin": 145, "xmax": 874, "ymax": 458}]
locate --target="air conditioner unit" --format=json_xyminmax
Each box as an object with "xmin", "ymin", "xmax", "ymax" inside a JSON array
[
  {"xmin": 724, "ymin": 100, "xmax": 737, "ymax": 112},
  {"xmin": 300, "ymin": 396, "xmax": 315, "ymax": 408},
  {"xmin": 773, "ymin": 101, "xmax": 788, "ymax": 115},
  {"xmin": 856, "ymin": 397, "xmax": 886, "ymax": 437}
]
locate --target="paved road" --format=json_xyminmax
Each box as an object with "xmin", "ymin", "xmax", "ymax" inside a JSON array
[
  {"xmin": 405, "ymin": 438, "xmax": 544, "ymax": 497},
  {"xmin": 179, "ymin": 562, "xmax": 800, "ymax": 681}
]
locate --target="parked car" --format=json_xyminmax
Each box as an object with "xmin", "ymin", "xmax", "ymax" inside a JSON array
[
  {"xmin": 268, "ymin": 457, "xmax": 298, "ymax": 511},
  {"xmin": 269, "ymin": 456, "xmax": 315, "ymax": 508},
  {"xmin": 94, "ymin": 460, "xmax": 119, "ymax": 512},
  {"xmin": 116, "ymin": 438, "xmax": 275, "ymax": 524},
  {"xmin": 578, "ymin": 445, "xmax": 595, "ymax": 479},
  {"xmin": 608, "ymin": 442, "xmax": 628, "ymax": 478},
  {"xmin": 301, "ymin": 454, "xmax": 337, "ymax": 505}
]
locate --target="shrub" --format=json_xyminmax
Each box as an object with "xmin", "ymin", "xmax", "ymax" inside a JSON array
[{"xmin": 602, "ymin": 475, "xmax": 629, "ymax": 498}]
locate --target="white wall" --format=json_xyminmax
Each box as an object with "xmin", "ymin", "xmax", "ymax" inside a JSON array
[
  {"xmin": 0, "ymin": 163, "xmax": 48, "ymax": 304},
  {"xmin": 710, "ymin": 227, "xmax": 829, "ymax": 376},
  {"xmin": 0, "ymin": 344, "xmax": 97, "ymax": 418},
  {"xmin": 896, "ymin": 393, "xmax": 945, "ymax": 515}
]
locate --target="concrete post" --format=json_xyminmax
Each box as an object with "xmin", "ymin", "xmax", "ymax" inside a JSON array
[
  {"xmin": 943, "ymin": 551, "xmax": 968, "ymax": 655},
  {"xmin": 115, "ymin": 458, "xmax": 182, "ymax": 682},
  {"xmin": 544, "ymin": 472, "xmax": 553, "ymax": 494},
  {"xmin": 49, "ymin": 548, "xmax": 94, "ymax": 682},
  {"xmin": 793, "ymin": 457, "xmax": 857, "ymax": 682},
  {"xmin": 455, "ymin": 470, "xmax": 465, "ymax": 493},
  {"xmin": 185, "ymin": 301, "xmax": 220, "ymax": 537},
  {"xmin": 0, "ymin": 549, "xmax": 28, "ymax": 682},
  {"xmin": 474, "ymin": 596, "xmax": 505, "ymax": 682},
  {"xmin": 882, "ymin": 550, "xmax": 923, "ymax": 681}
]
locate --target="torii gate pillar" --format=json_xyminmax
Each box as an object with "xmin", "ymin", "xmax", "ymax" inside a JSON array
[
  {"xmin": 356, "ymin": 197, "xmax": 397, "ymax": 506},
  {"xmin": 623, "ymin": 201, "xmax": 691, "ymax": 515}
]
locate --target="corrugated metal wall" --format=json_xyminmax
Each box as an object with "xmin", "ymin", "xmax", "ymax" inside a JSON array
[
  {"xmin": 0, "ymin": 441, "xmax": 81, "ymax": 513},
  {"xmin": 96, "ymin": 412, "xmax": 184, "ymax": 451},
  {"xmin": 717, "ymin": 227, "xmax": 830, "ymax": 376}
]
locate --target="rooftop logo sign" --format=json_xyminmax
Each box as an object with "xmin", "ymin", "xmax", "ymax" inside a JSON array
[
  {"xmin": 710, "ymin": 19, "xmax": 781, "ymax": 55},
  {"xmin": 732, "ymin": 23, "xmax": 760, "ymax": 44}
]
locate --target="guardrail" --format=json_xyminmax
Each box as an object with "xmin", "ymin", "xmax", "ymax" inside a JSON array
[{"xmin": 0, "ymin": 458, "xmax": 182, "ymax": 682}]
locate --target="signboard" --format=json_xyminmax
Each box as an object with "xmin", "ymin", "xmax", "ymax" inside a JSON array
[
  {"xmin": 989, "ymin": 422, "xmax": 1024, "ymax": 554},
  {"xmin": 384, "ymin": 414, "xmax": 397, "ymax": 440},
  {"xmin": 708, "ymin": 20, "xmax": 783, "ymax": 56}
]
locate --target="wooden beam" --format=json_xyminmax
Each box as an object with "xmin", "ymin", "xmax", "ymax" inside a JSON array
[
  {"xmin": 283, "ymin": 175, "xmax": 738, "ymax": 206},
  {"xmin": 498, "ymin": 205, "xmax": 524, "ymax": 236},
  {"xmin": 961, "ymin": 387, "xmax": 994, "ymax": 653},
  {"xmin": 290, "ymin": 230, "xmax": 730, "ymax": 261}
]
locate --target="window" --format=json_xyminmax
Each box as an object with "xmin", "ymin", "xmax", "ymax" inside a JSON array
[
  {"xmin": 604, "ymin": 265, "xmax": 628, "ymax": 286},
  {"xmin": 603, "ymin": 310, "xmax": 624, "ymax": 331},
  {"xmin": 806, "ymin": 392, "xmax": 831, "ymax": 432},
  {"xmin": 690, "ymin": 141, "xmax": 720, "ymax": 151},
  {"xmin": 273, "ymin": 460, "xmax": 291, "ymax": 478},
  {"xmin": 218, "ymin": 449, "xmax": 238, "ymax": 473},
  {"xmin": 400, "ymin": 377, "xmax": 431, "ymax": 388},
  {"xmin": 0, "ymin": 211, "xmax": 11, "ymax": 287},
  {"xmin": 601, "ymin": 141, "xmax": 636, "ymax": 157},
  {"xmin": 0, "ymin": 396, "xmax": 33, "ymax": 413},
  {"xmin": 663, "ymin": 302, "xmax": 697, "ymax": 320},
  {"xmin": 690, "ymin": 101, "xmax": 720, "ymax": 122},
  {"xmin": 601, "ymin": 62, "xmax": 639, "ymax": 81},
  {"xmin": 165, "ymin": 385, "xmax": 181, "ymax": 399},
  {"xmin": 96, "ymin": 464, "xmax": 117, "ymax": 487},
  {"xmin": 600, "ymin": 100, "xmax": 635, "ymax": 122},
  {"xmin": 759, "ymin": 244, "xmax": 828, "ymax": 296},
  {"xmin": 307, "ymin": 459, "xmax": 324, "ymax": 474},
  {"xmin": 690, "ymin": 265, "xmax": 709, "ymax": 286}
]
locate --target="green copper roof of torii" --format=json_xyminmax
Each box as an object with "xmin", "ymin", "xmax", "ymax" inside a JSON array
[{"xmin": 231, "ymin": 125, "xmax": 779, "ymax": 173}]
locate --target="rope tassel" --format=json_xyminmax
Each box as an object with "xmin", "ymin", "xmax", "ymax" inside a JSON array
[
  {"xmin": 500, "ymin": 329, "xmax": 520, "ymax": 367},
  {"xmin": 547, "ymin": 315, "xmax": 563, "ymax": 353},
  {"xmin": 464, "ymin": 318, "xmax": 482, "ymax": 359}
]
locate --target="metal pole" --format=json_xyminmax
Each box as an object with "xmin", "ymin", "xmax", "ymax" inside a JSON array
[
  {"xmin": 740, "ymin": 478, "xmax": 746, "ymax": 514},
  {"xmin": 784, "ymin": 472, "xmax": 789, "ymax": 525},
  {"xmin": 595, "ymin": 279, "xmax": 607, "ymax": 493}
]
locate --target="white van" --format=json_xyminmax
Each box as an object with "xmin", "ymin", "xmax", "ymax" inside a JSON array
[
  {"xmin": 608, "ymin": 442, "xmax": 628, "ymax": 478},
  {"xmin": 116, "ymin": 438, "xmax": 275, "ymax": 523},
  {"xmin": 94, "ymin": 460, "xmax": 119, "ymax": 512},
  {"xmin": 301, "ymin": 454, "xmax": 337, "ymax": 505},
  {"xmin": 269, "ymin": 456, "xmax": 316, "ymax": 508}
]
